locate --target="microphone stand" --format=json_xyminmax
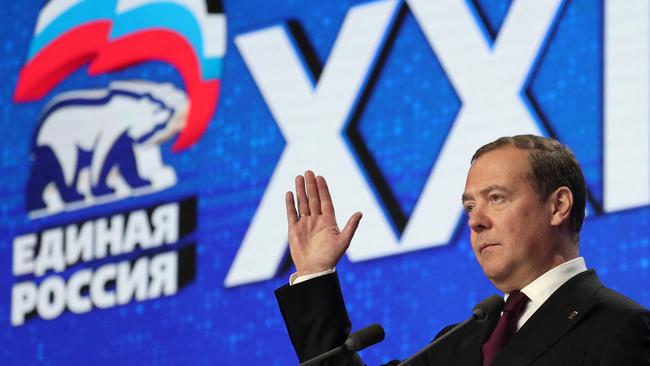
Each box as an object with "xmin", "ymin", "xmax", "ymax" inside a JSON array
[
  {"xmin": 397, "ymin": 294, "xmax": 504, "ymax": 366},
  {"xmin": 299, "ymin": 344, "xmax": 348, "ymax": 366},
  {"xmin": 396, "ymin": 317, "xmax": 474, "ymax": 366},
  {"xmin": 299, "ymin": 324, "xmax": 384, "ymax": 366}
]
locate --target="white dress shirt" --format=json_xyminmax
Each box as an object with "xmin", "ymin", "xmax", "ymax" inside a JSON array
[
  {"xmin": 290, "ymin": 257, "xmax": 588, "ymax": 332},
  {"xmin": 290, "ymin": 268, "xmax": 336, "ymax": 285},
  {"xmin": 513, "ymin": 256, "xmax": 587, "ymax": 330}
]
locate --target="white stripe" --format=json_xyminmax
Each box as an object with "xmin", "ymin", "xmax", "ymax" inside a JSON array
[
  {"xmin": 35, "ymin": 0, "xmax": 85, "ymax": 34},
  {"xmin": 116, "ymin": 0, "xmax": 226, "ymax": 57}
]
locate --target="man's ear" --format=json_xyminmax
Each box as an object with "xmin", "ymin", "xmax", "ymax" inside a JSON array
[{"xmin": 549, "ymin": 186, "xmax": 573, "ymax": 227}]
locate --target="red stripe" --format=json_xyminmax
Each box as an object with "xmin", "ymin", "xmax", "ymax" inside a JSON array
[
  {"xmin": 88, "ymin": 29, "xmax": 219, "ymax": 151},
  {"xmin": 13, "ymin": 21, "xmax": 111, "ymax": 101}
]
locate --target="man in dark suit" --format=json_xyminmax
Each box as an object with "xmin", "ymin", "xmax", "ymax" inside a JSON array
[{"xmin": 275, "ymin": 135, "xmax": 650, "ymax": 365}]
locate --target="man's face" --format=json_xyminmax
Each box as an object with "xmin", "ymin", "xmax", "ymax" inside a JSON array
[{"xmin": 462, "ymin": 146, "xmax": 557, "ymax": 292}]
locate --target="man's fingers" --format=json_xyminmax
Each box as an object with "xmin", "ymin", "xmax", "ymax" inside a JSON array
[
  {"xmin": 341, "ymin": 212, "xmax": 363, "ymax": 244},
  {"xmin": 316, "ymin": 175, "xmax": 335, "ymax": 217},
  {"xmin": 305, "ymin": 170, "xmax": 322, "ymax": 215},
  {"xmin": 285, "ymin": 191, "xmax": 298, "ymax": 225},
  {"xmin": 295, "ymin": 175, "xmax": 310, "ymax": 216}
]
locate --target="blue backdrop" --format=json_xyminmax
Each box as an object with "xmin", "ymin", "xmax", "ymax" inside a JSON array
[{"xmin": 1, "ymin": 0, "xmax": 648, "ymax": 365}]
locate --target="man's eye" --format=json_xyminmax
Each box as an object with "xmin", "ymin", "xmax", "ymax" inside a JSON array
[
  {"xmin": 464, "ymin": 204, "xmax": 475, "ymax": 214},
  {"xmin": 489, "ymin": 194, "xmax": 504, "ymax": 202}
]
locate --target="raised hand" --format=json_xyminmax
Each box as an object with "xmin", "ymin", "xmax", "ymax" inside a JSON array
[{"xmin": 285, "ymin": 170, "xmax": 362, "ymax": 277}]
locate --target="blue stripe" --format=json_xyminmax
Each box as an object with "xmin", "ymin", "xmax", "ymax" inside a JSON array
[
  {"xmin": 111, "ymin": 3, "xmax": 223, "ymax": 79},
  {"xmin": 28, "ymin": 0, "xmax": 116, "ymax": 59}
]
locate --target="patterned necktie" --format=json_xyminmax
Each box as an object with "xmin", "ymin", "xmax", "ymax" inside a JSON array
[{"xmin": 481, "ymin": 290, "xmax": 529, "ymax": 366}]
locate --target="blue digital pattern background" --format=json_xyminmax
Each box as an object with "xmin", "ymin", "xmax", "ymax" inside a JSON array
[{"xmin": 0, "ymin": 0, "xmax": 648, "ymax": 365}]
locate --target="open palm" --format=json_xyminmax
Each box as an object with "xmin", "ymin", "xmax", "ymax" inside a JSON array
[{"xmin": 285, "ymin": 171, "xmax": 362, "ymax": 277}]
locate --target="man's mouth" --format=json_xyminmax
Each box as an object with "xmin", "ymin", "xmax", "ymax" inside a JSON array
[{"xmin": 479, "ymin": 243, "xmax": 499, "ymax": 253}]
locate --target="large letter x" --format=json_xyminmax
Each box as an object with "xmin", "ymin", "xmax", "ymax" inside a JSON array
[{"xmin": 225, "ymin": 0, "xmax": 400, "ymax": 286}]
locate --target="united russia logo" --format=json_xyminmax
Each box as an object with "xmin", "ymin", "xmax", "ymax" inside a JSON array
[
  {"xmin": 10, "ymin": 0, "xmax": 225, "ymax": 326},
  {"xmin": 15, "ymin": 0, "xmax": 225, "ymax": 216}
]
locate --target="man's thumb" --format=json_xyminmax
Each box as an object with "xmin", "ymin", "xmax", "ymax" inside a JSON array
[{"xmin": 341, "ymin": 212, "xmax": 362, "ymax": 243}]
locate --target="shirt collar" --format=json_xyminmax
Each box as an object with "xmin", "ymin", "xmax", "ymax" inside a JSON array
[{"xmin": 506, "ymin": 256, "xmax": 587, "ymax": 305}]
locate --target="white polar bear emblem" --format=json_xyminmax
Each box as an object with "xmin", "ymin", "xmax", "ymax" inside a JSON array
[{"xmin": 26, "ymin": 80, "xmax": 189, "ymax": 216}]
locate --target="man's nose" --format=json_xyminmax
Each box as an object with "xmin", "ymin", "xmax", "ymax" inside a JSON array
[{"xmin": 468, "ymin": 204, "xmax": 491, "ymax": 232}]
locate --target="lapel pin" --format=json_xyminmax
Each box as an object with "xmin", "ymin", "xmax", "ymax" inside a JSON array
[{"xmin": 568, "ymin": 310, "xmax": 579, "ymax": 320}]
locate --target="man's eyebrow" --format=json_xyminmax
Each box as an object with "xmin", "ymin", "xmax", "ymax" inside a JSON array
[{"xmin": 461, "ymin": 185, "xmax": 510, "ymax": 203}]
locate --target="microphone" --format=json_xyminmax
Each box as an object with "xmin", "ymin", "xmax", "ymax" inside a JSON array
[
  {"xmin": 397, "ymin": 295, "xmax": 504, "ymax": 366},
  {"xmin": 299, "ymin": 323, "xmax": 385, "ymax": 366},
  {"xmin": 473, "ymin": 294, "xmax": 505, "ymax": 322},
  {"xmin": 345, "ymin": 323, "xmax": 385, "ymax": 351}
]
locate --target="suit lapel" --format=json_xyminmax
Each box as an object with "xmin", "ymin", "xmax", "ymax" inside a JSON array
[
  {"xmin": 492, "ymin": 270, "xmax": 603, "ymax": 366},
  {"xmin": 439, "ymin": 312, "xmax": 499, "ymax": 365},
  {"xmin": 463, "ymin": 315, "xmax": 499, "ymax": 364},
  {"xmin": 412, "ymin": 313, "xmax": 498, "ymax": 366}
]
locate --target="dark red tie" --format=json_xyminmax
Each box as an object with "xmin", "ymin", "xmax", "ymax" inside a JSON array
[{"xmin": 481, "ymin": 291, "xmax": 529, "ymax": 366}]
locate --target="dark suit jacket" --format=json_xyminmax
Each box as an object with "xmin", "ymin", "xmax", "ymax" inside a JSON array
[{"xmin": 275, "ymin": 270, "xmax": 650, "ymax": 365}]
